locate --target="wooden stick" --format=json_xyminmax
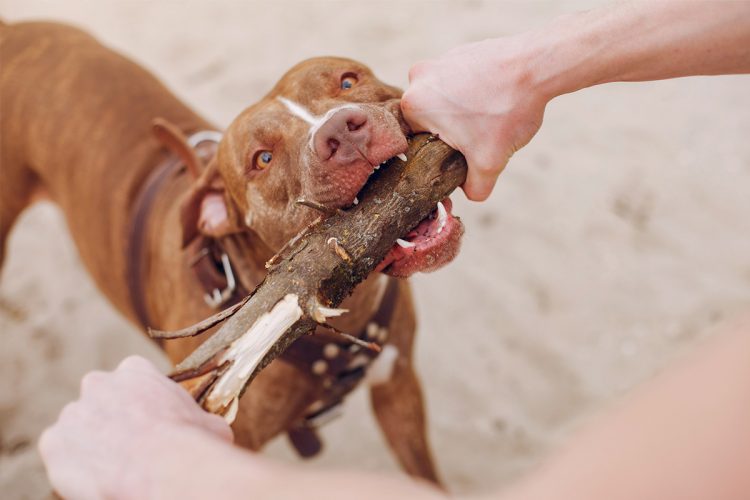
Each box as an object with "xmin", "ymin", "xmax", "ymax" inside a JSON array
[
  {"xmin": 168, "ymin": 135, "xmax": 466, "ymax": 420},
  {"xmin": 148, "ymin": 296, "xmax": 250, "ymax": 339}
]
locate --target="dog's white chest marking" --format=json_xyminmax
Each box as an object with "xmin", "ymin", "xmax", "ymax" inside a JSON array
[{"xmin": 366, "ymin": 344, "xmax": 399, "ymax": 386}]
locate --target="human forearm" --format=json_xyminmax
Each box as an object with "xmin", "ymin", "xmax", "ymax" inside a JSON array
[
  {"xmin": 528, "ymin": 1, "xmax": 750, "ymax": 98},
  {"xmin": 153, "ymin": 429, "xmax": 444, "ymax": 500},
  {"xmin": 39, "ymin": 356, "xmax": 445, "ymax": 500},
  {"xmin": 402, "ymin": 1, "xmax": 750, "ymax": 200},
  {"xmin": 496, "ymin": 320, "xmax": 750, "ymax": 500}
]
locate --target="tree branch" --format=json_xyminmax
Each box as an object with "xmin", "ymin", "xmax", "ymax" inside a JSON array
[{"xmin": 167, "ymin": 135, "xmax": 466, "ymax": 420}]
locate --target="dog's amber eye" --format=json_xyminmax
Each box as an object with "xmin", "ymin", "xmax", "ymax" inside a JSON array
[
  {"xmin": 340, "ymin": 73, "xmax": 358, "ymax": 90},
  {"xmin": 255, "ymin": 150, "xmax": 272, "ymax": 170}
]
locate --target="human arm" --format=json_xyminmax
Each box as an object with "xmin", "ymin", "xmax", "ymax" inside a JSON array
[
  {"xmin": 494, "ymin": 318, "xmax": 750, "ymax": 500},
  {"xmin": 37, "ymin": 356, "xmax": 443, "ymax": 500},
  {"xmin": 401, "ymin": 1, "xmax": 750, "ymax": 200},
  {"xmin": 40, "ymin": 321, "xmax": 750, "ymax": 500}
]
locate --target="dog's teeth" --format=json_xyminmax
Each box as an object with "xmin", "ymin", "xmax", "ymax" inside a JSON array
[
  {"xmin": 374, "ymin": 165, "xmax": 380, "ymax": 170},
  {"xmin": 396, "ymin": 238, "xmax": 416, "ymax": 248},
  {"xmin": 436, "ymin": 201, "xmax": 448, "ymax": 234},
  {"xmin": 353, "ymin": 197, "xmax": 359, "ymax": 205},
  {"xmin": 397, "ymin": 153, "xmax": 407, "ymax": 162}
]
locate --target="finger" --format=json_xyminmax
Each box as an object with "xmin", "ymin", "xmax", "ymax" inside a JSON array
[
  {"xmin": 462, "ymin": 154, "xmax": 508, "ymax": 202},
  {"xmin": 38, "ymin": 421, "xmax": 95, "ymax": 500},
  {"xmin": 118, "ymin": 355, "xmax": 159, "ymax": 374},
  {"xmin": 38, "ymin": 426, "xmax": 58, "ymax": 463},
  {"xmin": 399, "ymin": 88, "xmax": 432, "ymax": 134},
  {"xmin": 79, "ymin": 370, "xmax": 107, "ymax": 395},
  {"xmin": 407, "ymin": 60, "xmax": 430, "ymax": 83}
]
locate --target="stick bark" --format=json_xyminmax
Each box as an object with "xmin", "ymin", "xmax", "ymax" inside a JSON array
[{"xmin": 167, "ymin": 134, "xmax": 467, "ymax": 419}]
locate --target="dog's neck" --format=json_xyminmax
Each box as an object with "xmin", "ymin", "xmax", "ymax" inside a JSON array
[{"xmin": 129, "ymin": 131, "xmax": 391, "ymax": 354}]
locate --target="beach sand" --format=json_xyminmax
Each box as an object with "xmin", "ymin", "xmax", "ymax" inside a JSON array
[{"xmin": 1, "ymin": 1, "xmax": 749, "ymax": 497}]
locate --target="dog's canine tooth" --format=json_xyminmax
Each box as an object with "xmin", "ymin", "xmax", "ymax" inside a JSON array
[
  {"xmin": 397, "ymin": 153, "xmax": 407, "ymax": 162},
  {"xmin": 436, "ymin": 201, "xmax": 448, "ymax": 234},
  {"xmin": 396, "ymin": 238, "xmax": 416, "ymax": 248},
  {"xmin": 353, "ymin": 197, "xmax": 359, "ymax": 205}
]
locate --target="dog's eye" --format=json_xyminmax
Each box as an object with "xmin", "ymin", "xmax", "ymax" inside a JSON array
[
  {"xmin": 254, "ymin": 150, "xmax": 273, "ymax": 170},
  {"xmin": 340, "ymin": 73, "xmax": 358, "ymax": 90}
]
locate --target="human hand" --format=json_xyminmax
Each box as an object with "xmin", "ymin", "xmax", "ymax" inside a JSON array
[
  {"xmin": 401, "ymin": 36, "xmax": 550, "ymax": 201},
  {"xmin": 38, "ymin": 355, "xmax": 232, "ymax": 500}
]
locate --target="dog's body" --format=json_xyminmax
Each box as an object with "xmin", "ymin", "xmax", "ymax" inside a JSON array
[{"xmin": 1, "ymin": 22, "xmax": 463, "ymax": 483}]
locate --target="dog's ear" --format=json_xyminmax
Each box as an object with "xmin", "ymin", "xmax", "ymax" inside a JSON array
[
  {"xmin": 152, "ymin": 118, "xmax": 203, "ymax": 180},
  {"xmin": 179, "ymin": 159, "xmax": 241, "ymax": 247}
]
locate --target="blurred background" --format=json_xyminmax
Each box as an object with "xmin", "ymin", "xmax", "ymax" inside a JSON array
[{"xmin": 1, "ymin": 0, "xmax": 749, "ymax": 497}]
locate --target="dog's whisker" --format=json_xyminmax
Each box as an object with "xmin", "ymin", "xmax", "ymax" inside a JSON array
[
  {"xmin": 265, "ymin": 216, "xmax": 321, "ymax": 269},
  {"xmin": 322, "ymin": 323, "xmax": 382, "ymax": 353},
  {"xmin": 295, "ymin": 198, "xmax": 342, "ymax": 216}
]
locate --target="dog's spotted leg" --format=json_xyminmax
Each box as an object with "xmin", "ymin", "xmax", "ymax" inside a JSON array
[
  {"xmin": 370, "ymin": 352, "xmax": 442, "ymax": 486},
  {"xmin": 368, "ymin": 281, "xmax": 442, "ymax": 486}
]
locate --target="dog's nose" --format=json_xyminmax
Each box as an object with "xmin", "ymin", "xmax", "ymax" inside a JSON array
[{"xmin": 313, "ymin": 107, "xmax": 371, "ymax": 165}]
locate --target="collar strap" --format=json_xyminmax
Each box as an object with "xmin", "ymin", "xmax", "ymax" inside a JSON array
[{"xmin": 126, "ymin": 130, "xmax": 221, "ymax": 330}]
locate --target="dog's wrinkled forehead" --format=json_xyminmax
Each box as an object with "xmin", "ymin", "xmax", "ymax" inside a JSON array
[
  {"xmin": 218, "ymin": 57, "xmax": 402, "ymax": 206},
  {"xmin": 226, "ymin": 57, "xmax": 398, "ymax": 145},
  {"xmin": 269, "ymin": 57, "xmax": 377, "ymax": 107},
  {"xmin": 269, "ymin": 57, "xmax": 401, "ymax": 120}
]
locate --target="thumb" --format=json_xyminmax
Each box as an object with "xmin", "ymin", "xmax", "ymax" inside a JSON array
[
  {"xmin": 461, "ymin": 149, "xmax": 510, "ymax": 202},
  {"xmin": 201, "ymin": 412, "xmax": 235, "ymax": 443}
]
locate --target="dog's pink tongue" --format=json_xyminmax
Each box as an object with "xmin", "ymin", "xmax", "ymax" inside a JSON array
[{"xmin": 375, "ymin": 199, "xmax": 464, "ymax": 278}]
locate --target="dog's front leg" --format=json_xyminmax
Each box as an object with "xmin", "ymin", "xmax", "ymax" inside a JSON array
[
  {"xmin": 370, "ymin": 352, "xmax": 442, "ymax": 486},
  {"xmin": 367, "ymin": 284, "xmax": 442, "ymax": 487}
]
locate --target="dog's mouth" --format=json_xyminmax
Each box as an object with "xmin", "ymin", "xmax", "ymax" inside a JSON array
[
  {"xmin": 323, "ymin": 148, "xmax": 408, "ymax": 210},
  {"xmin": 310, "ymin": 102, "xmax": 463, "ymax": 278},
  {"xmin": 374, "ymin": 197, "xmax": 463, "ymax": 277},
  {"xmin": 336, "ymin": 153, "xmax": 463, "ymax": 278}
]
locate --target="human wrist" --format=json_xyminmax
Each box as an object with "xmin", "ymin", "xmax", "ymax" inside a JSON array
[
  {"xmin": 516, "ymin": 11, "xmax": 612, "ymax": 101},
  {"xmin": 130, "ymin": 424, "xmax": 236, "ymax": 499}
]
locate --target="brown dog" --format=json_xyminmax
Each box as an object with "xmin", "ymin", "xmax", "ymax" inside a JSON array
[{"xmin": 0, "ymin": 21, "xmax": 464, "ymax": 484}]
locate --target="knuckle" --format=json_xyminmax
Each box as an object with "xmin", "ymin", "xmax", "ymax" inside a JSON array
[
  {"xmin": 463, "ymin": 181, "xmax": 492, "ymax": 202},
  {"xmin": 468, "ymin": 158, "xmax": 494, "ymax": 176},
  {"xmin": 408, "ymin": 61, "xmax": 429, "ymax": 82},
  {"xmin": 118, "ymin": 355, "xmax": 151, "ymax": 371},
  {"xmin": 400, "ymin": 88, "xmax": 422, "ymax": 114},
  {"xmin": 399, "ymin": 91, "xmax": 414, "ymax": 111},
  {"xmin": 57, "ymin": 401, "xmax": 79, "ymax": 423},
  {"xmin": 472, "ymin": 150, "xmax": 506, "ymax": 175},
  {"xmin": 37, "ymin": 428, "xmax": 54, "ymax": 455},
  {"xmin": 79, "ymin": 370, "xmax": 105, "ymax": 392}
]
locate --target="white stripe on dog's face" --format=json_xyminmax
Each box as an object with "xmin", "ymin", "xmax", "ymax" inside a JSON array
[
  {"xmin": 277, "ymin": 96, "xmax": 317, "ymax": 125},
  {"xmin": 276, "ymin": 96, "xmax": 363, "ymax": 150}
]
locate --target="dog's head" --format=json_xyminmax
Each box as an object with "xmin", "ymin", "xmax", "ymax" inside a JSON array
[{"xmin": 182, "ymin": 57, "xmax": 463, "ymax": 277}]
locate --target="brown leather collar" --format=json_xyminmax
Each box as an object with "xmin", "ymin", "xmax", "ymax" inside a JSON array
[{"xmin": 126, "ymin": 134, "xmax": 221, "ymax": 329}]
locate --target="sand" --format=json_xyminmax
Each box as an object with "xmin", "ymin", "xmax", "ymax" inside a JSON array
[{"xmin": 1, "ymin": 1, "xmax": 749, "ymax": 498}]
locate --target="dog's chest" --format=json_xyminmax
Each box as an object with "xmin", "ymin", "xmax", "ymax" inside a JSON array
[{"xmin": 284, "ymin": 276, "xmax": 399, "ymax": 426}]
